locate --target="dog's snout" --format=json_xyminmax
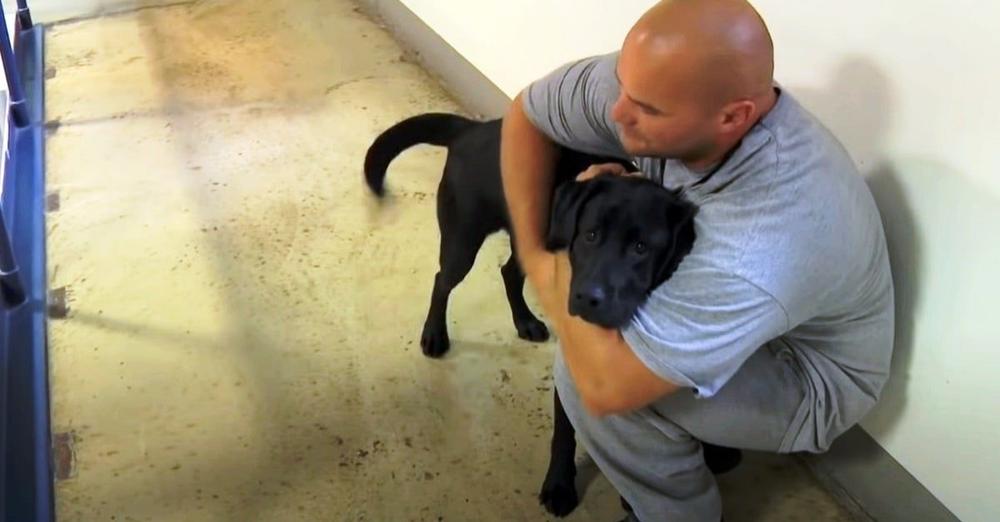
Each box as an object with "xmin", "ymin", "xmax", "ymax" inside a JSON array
[{"xmin": 574, "ymin": 285, "xmax": 607, "ymax": 310}]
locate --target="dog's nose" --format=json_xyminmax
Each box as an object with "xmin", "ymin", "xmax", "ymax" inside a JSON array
[{"xmin": 574, "ymin": 285, "xmax": 607, "ymax": 310}]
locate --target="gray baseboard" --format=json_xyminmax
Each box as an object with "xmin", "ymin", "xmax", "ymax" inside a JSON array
[
  {"xmin": 797, "ymin": 426, "xmax": 959, "ymax": 522},
  {"xmin": 354, "ymin": 2, "xmax": 962, "ymax": 521}
]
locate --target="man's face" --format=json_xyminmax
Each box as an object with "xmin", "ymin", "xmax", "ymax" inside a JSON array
[{"xmin": 610, "ymin": 51, "xmax": 719, "ymax": 160}]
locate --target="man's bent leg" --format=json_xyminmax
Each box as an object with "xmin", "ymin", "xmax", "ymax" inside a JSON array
[
  {"xmin": 651, "ymin": 343, "xmax": 811, "ymax": 454},
  {"xmin": 553, "ymin": 343, "xmax": 810, "ymax": 521},
  {"xmin": 554, "ymin": 352, "xmax": 722, "ymax": 522}
]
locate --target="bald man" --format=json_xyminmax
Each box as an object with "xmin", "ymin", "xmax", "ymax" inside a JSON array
[{"xmin": 500, "ymin": 0, "xmax": 895, "ymax": 520}]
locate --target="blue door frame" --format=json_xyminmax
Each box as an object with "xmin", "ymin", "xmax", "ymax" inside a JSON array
[{"xmin": 0, "ymin": 0, "xmax": 54, "ymax": 520}]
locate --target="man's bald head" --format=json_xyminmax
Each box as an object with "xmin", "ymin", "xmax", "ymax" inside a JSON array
[
  {"xmin": 627, "ymin": 0, "xmax": 774, "ymax": 108},
  {"xmin": 609, "ymin": 0, "xmax": 778, "ymax": 164}
]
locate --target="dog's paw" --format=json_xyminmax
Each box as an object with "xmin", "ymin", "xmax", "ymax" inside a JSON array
[
  {"xmin": 539, "ymin": 473, "xmax": 579, "ymax": 517},
  {"xmin": 420, "ymin": 325, "xmax": 450, "ymax": 358},
  {"xmin": 516, "ymin": 318, "xmax": 550, "ymax": 343}
]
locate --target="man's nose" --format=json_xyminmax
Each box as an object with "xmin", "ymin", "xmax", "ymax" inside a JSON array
[{"xmin": 610, "ymin": 94, "xmax": 634, "ymax": 126}]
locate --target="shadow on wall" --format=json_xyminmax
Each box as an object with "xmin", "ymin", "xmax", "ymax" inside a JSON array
[
  {"xmin": 787, "ymin": 57, "xmax": 919, "ymax": 440},
  {"xmin": 860, "ymin": 168, "xmax": 918, "ymax": 438}
]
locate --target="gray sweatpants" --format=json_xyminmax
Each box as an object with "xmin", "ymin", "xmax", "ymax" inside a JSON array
[{"xmin": 553, "ymin": 342, "xmax": 812, "ymax": 522}]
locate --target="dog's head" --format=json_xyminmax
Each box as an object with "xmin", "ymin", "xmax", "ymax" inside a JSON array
[{"xmin": 545, "ymin": 174, "xmax": 698, "ymax": 328}]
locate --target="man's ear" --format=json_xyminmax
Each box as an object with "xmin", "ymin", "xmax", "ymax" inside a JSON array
[
  {"xmin": 719, "ymin": 99, "xmax": 755, "ymax": 133},
  {"xmin": 545, "ymin": 179, "xmax": 599, "ymax": 252}
]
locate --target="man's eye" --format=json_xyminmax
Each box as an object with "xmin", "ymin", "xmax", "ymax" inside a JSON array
[{"xmin": 640, "ymin": 105, "xmax": 661, "ymax": 116}]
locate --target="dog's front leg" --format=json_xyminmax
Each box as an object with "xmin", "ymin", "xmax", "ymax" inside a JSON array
[{"xmin": 539, "ymin": 389, "xmax": 580, "ymax": 517}]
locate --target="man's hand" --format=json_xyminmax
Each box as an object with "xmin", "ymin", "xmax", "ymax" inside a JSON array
[
  {"xmin": 577, "ymin": 162, "xmax": 628, "ymax": 181},
  {"xmin": 576, "ymin": 162, "xmax": 637, "ymax": 181}
]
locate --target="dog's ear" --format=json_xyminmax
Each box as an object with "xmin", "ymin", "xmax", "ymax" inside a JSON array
[
  {"xmin": 654, "ymin": 198, "xmax": 699, "ymax": 285},
  {"xmin": 665, "ymin": 195, "xmax": 698, "ymax": 228},
  {"xmin": 545, "ymin": 179, "xmax": 599, "ymax": 252}
]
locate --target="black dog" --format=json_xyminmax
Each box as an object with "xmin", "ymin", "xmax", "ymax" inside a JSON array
[
  {"xmin": 364, "ymin": 113, "xmax": 695, "ymax": 352},
  {"xmin": 364, "ymin": 113, "xmax": 735, "ymax": 517}
]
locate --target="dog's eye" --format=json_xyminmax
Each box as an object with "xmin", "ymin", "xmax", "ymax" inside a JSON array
[
  {"xmin": 585, "ymin": 230, "xmax": 599, "ymax": 243},
  {"xmin": 634, "ymin": 241, "xmax": 647, "ymax": 254}
]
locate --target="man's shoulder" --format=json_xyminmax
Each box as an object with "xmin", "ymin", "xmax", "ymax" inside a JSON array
[
  {"xmin": 708, "ymin": 104, "xmax": 885, "ymax": 323},
  {"xmin": 520, "ymin": 52, "xmax": 626, "ymax": 158},
  {"xmin": 759, "ymin": 88, "xmax": 859, "ymax": 181},
  {"xmin": 682, "ymin": 92, "xmax": 872, "ymax": 307}
]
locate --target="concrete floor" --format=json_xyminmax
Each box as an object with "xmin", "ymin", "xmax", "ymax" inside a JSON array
[{"xmin": 41, "ymin": 0, "xmax": 858, "ymax": 520}]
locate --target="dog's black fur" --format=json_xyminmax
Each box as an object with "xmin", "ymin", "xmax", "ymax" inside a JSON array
[{"xmin": 364, "ymin": 113, "xmax": 735, "ymax": 517}]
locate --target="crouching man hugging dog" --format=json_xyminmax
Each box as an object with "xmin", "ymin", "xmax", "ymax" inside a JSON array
[{"xmin": 500, "ymin": 1, "xmax": 895, "ymax": 520}]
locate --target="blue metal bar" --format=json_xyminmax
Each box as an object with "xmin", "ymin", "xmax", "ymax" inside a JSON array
[
  {"xmin": 1, "ymin": 0, "xmax": 54, "ymax": 518},
  {"xmin": 1, "ymin": 0, "xmax": 28, "ymax": 308},
  {"xmin": 0, "ymin": 1, "xmax": 29, "ymax": 127},
  {"xmin": 0, "ymin": 210, "xmax": 26, "ymax": 308},
  {"xmin": 16, "ymin": 0, "xmax": 33, "ymax": 30}
]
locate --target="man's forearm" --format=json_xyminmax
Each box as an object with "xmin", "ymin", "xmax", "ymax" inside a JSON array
[
  {"xmin": 555, "ymin": 306, "xmax": 682, "ymax": 416},
  {"xmin": 545, "ymin": 254, "xmax": 682, "ymax": 416},
  {"xmin": 500, "ymin": 92, "xmax": 560, "ymax": 269},
  {"xmin": 549, "ymin": 299, "xmax": 628, "ymax": 413}
]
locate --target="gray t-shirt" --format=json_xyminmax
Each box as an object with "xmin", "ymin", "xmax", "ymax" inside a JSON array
[{"xmin": 523, "ymin": 52, "xmax": 894, "ymax": 450}]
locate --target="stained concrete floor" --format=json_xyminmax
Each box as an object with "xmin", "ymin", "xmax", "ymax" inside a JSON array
[{"xmin": 40, "ymin": 0, "xmax": 859, "ymax": 520}]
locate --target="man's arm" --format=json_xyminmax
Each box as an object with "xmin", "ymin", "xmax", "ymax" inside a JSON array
[
  {"xmin": 547, "ymin": 253, "xmax": 680, "ymax": 416},
  {"xmin": 501, "ymin": 52, "xmax": 626, "ymax": 276},
  {"xmin": 500, "ymin": 92, "xmax": 560, "ymax": 275},
  {"xmin": 500, "ymin": 53, "xmax": 677, "ymax": 415},
  {"xmin": 543, "ymin": 250, "xmax": 791, "ymax": 416},
  {"xmin": 501, "ymin": 98, "xmax": 669, "ymax": 415}
]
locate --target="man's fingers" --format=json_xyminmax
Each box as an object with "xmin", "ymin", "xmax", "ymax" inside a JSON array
[{"xmin": 576, "ymin": 162, "xmax": 630, "ymax": 181}]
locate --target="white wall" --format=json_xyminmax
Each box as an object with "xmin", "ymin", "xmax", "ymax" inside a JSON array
[{"xmin": 399, "ymin": 1, "xmax": 1000, "ymax": 520}]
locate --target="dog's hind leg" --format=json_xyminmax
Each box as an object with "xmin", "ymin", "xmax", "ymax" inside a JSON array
[
  {"xmin": 420, "ymin": 218, "xmax": 488, "ymax": 358},
  {"xmin": 539, "ymin": 389, "xmax": 580, "ymax": 517},
  {"xmin": 501, "ymin": 244, "xmax": 550, "ymax": 343}
]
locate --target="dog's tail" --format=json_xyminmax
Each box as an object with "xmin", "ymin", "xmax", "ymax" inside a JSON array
[{"xmin": 364, "ymin": 112, "xmax": 478, "ymax": 197}]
